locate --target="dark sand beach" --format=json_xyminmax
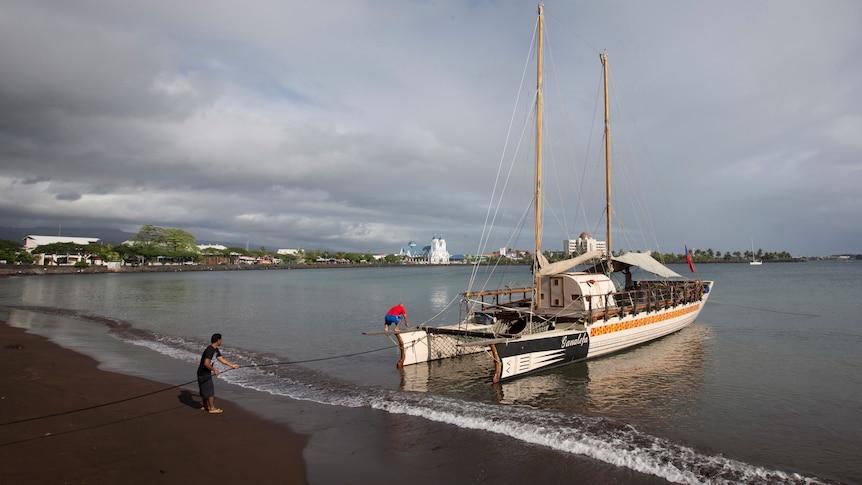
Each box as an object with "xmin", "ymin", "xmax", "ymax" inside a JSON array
[{"xmin": 0, "ymin": 322, "xmax": 309, "ymax": 484}]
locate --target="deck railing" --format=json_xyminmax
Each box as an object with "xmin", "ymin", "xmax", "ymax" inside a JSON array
[
  {"xmin": 586, "ymin": 280, "xmax": 706, "ymax": 322},
  {"xmin": 462, "ymin": 280, "xmax": 706, "ymax": 327}
]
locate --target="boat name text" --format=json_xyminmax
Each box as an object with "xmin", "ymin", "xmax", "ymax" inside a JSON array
[{"xmin": 561, "ymin": 334, "xmax": 589, "ymax": 348}]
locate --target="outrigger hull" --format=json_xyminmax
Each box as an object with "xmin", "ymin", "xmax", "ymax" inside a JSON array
[
  {"xmin": 491, "ymin": 329, "xmax": 589, "ymax": 381},
  {"xmin": 396, "ymin": 323, "xmax": 494, "ymax": 367}
]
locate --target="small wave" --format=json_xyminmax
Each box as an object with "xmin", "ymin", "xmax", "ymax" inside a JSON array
[{"xmin": 366, "ymin": 394, "xmax": 824, "ymax": 485}]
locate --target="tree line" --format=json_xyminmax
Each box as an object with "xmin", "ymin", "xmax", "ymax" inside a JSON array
[
  {"xmin": 512, "ymin": 247, "xmax": 799, "ymax": 265},
  {"xmin": 0, "ymin": 225, "xmax": 404, "ymax": 266},
  {"xmin": 0, "ymin": 223, "xmax": 804, "ymax": 266},
  {"xmin": 653, "ymin": 247, "xmax": 796, "ymax": 263},
  {"xmin": 1, "ymin": 225, "xmax": 244, "ymax": 266}
]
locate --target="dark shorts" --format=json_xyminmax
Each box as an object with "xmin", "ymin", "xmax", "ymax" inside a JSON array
[
  {"xmin": 197, "ymin": 373, "xmax": 214, "ymax": 399},
  {"xmin": 384, "ymin": 314, "xmax": 401, "ymax": 326}
]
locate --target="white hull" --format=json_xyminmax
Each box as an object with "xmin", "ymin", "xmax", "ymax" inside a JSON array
[
  {"xmin": 396, "ymin": 323, "xmax": 492, "ymax": 367},
  {"xmin": 585, "ymin": 299, "xmax": 705, "ymax": 359}
]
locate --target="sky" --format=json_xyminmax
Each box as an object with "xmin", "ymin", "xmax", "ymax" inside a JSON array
[{"xmin": 1, "ymin": 1, "xmax": 860, "ymax": 257}]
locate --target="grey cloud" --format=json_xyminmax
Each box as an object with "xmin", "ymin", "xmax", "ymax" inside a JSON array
[
  {"xmin": 55, "ymin": 192, "xmax": 82, "ymax": 201},
  {"xmin": 0, "ymin": 1, "xmax": 860, "ymax": 255}
]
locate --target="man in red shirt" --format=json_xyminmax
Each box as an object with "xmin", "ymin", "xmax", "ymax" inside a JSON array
[{"xmin": 384, "ymin": 303, "xmax": 409, "ymax": 333}]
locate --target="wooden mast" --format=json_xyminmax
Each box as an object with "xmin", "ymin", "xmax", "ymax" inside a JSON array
[
  {"xmin": 533, "ymin": 3, "xmax": 544, "ymax": 310},
  {"xmin": 601, "ymin": 50, "xmax": 612, "ymax": 273}
]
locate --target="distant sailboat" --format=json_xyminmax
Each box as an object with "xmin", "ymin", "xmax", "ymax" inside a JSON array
[{"xmin": 750, "ymin": 239, "xmax": 762, "ymax": 265}]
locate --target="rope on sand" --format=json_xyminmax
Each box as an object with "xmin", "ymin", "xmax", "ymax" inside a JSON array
[
  {"xmin": 2, "ymin": 297, "xmax": 462, "ymax": 429},
  {"xmin": 0, "ymin": 343, "xmax": 396, "ymax": 427}
]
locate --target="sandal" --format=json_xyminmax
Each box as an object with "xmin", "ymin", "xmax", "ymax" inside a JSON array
[{"xmin": 209, "ymin": 408, "xmax": 224, "ymax": 414}]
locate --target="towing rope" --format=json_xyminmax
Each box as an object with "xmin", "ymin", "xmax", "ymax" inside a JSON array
[
  {"xmin": 0, "ymin": 343, "xmax": 396, "ymax": 428},
  {"xmin": 1, "ymin": 297, "xmax": 462, "ymax": 430},
  {"xmin": 706, "ymin": 298, "xmax": 819, "ymax": 317}
]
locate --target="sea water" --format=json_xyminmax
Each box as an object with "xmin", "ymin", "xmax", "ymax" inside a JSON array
[{"xmin": 1, "ymin": 261, "xmax": 859, "ymax": 484}]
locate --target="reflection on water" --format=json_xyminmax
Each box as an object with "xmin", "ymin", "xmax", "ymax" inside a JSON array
[
  {"xmin": 501, "ymin": 324, "xmax": 710, "ymax": 426},
  {"xmin": 400, "ymin": 323, "xmax": 710, "ymax": 424},
  {"xmin": 399, "ymin": 350, "xmax": 497, "ymax": 397},
  {"xmin": 428, "ymin": 285, "xmax": 453, "ymax": 311},
  {"xmin": 579, "ymin": 324, "xmax": 710, "ymax": 422}
]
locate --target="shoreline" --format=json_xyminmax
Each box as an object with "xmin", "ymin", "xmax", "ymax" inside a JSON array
[
  {"xmin": 0, "ymin": 257, "xmax": 810, "ymax": 278},
  {"xmin": 0, "ymin": 262, "xmax": 479, "ymax": 277}
]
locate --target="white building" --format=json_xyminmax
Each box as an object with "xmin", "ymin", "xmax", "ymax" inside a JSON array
[
  {"xmin": 427, "ymin": 234, "xmax": 450, "ymax": 265},
  {"xmin": 23, "ymin": 235, "xmax": 101, "ymax": 251},
  {"xmin": 23, "ymin": 235, "xmax": 102, "ymax": 265},
  {"xmin": 398, "ymin": 240, "xmax": 420, "ymax": 259},
  {"xmin": 564, "ymin": 232, "xmax": 607, "ymax": 256},
  {"xmin": 198, "ymin": 244, "xmax": 228, "ymax": 251}
]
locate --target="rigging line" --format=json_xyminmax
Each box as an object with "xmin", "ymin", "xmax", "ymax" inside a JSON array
[
  {"xmin": 574, "ymin": 67, "xmax": 605, "ymax": 235},
  {"xmin": 0, "ymin": 380, "xmax": 197, "ymax": 426},
  {"xmin": 241, "ymin": 344, "xmax": 395, "ymax": 369},
  {"xmin": 0, "ymin": 406, "xmax": 181, "ymax": 448},
  {"xmin": 540, "ymin": 23, "xmax": 574, "ymax": 240},
  {"xmin": 476, "ymin": 195, "xmax": 532, "ymax": 294},
  {"xmin": 412, "ymin": 293, "xmax": 461, "ymax": 327},
  {"xmin": 607, "ymin": 65, "xmax": 661, "ymax": 252},
  {"xmin": 706, "ymin": 298, "xmax": 819, "ymax": 317},
  {"xmin": 470, "ymin": 15, "xmax": 539, "ymax": 293},
  {"xmin": 545, "ymin": 9, "xmax": 601, "ymax": 56},
  {"xmin": 0, "ymin": 344, "xmax": 396, "ymax": 427}
]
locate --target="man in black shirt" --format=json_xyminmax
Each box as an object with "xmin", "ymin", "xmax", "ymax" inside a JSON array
[{"xmin": 197, "ymin": 333, "xmax": 239, "ymax": 413}]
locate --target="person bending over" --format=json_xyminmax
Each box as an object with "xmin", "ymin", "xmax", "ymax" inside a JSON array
[{"xmin": 384, "ymin": 303, "xmax": 409, "ymax": 333}]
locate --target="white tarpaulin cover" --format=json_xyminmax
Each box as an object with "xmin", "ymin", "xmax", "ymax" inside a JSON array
[
  {"xmin": 613, "ymin": 252, "xmax": 682, "ymax": 278},
  {"xmin": 537, "ymin": 250, "xmax": 604, "ymax": 276},
  {"xmin": 583, "ymin": 251, "xmax": 682, "ymax": 278}
]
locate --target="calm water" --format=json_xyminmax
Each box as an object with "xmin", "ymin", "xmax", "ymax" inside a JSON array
[{"xmin": 2, "ymin": 261, "xmax": 860, "ymax": 484}]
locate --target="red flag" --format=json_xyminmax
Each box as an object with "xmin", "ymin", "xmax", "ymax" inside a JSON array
[{"xmin": 685, "ymin": 245, "xmax": 695, "ymax": 273}]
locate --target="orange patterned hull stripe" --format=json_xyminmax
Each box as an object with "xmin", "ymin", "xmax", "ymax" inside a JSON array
[{"xmin": 589, "ymin": 304, "xmax": 700, "ymax": 337}]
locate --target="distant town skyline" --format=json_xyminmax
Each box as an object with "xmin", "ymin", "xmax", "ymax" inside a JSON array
[{"xmin": 2, "ymin": 226, "xmax": 844, "ymax": 259}]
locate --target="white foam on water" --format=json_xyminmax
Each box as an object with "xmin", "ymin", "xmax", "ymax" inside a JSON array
[
  {"xmin": 213, "ymin": 366, "xmax": 825, "ymax": 484},
  {"xmin": 123, "ymin": 337, "xmax": 199, "ymax": 363}
]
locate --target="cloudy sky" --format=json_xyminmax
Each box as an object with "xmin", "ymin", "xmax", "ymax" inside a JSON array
[{"xmin": 1, "ymin": 1, "xmax": 859, "ymax": 257}]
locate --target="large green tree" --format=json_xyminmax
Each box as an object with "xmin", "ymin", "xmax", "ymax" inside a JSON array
[
  {"xmin": 0, "ymin": 240, "xmax": 37, "ymax": 264},
  {"xmin": 30, "ymin": 241, "xmax": 96, "ymax": 265},
  {"xmin": 128, "ymin": 225, "xmax": 199, "ymax": 264}
]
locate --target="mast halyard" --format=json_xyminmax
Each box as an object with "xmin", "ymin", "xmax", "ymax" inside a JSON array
[
  {"xmin": 533, "ymin": 2, "xmax": 544, "ymax": 311},
  {"xmin": 601, "ymin": 50, "xmax": 612, "ymax": 274}
]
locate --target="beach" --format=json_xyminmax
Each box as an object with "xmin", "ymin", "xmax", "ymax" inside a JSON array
[{"xmin": 0, "ymin": 322, "xmax": 309, "ymax": 484}]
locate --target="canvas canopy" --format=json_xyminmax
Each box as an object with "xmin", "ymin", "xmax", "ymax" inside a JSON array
[
  {"xmin": 536, "ymin": 250, "xmax": 603, "ymax": 276},
  {"xmin": 583, "ymin": 251, "xmax": 682, "ymax": 278}
]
